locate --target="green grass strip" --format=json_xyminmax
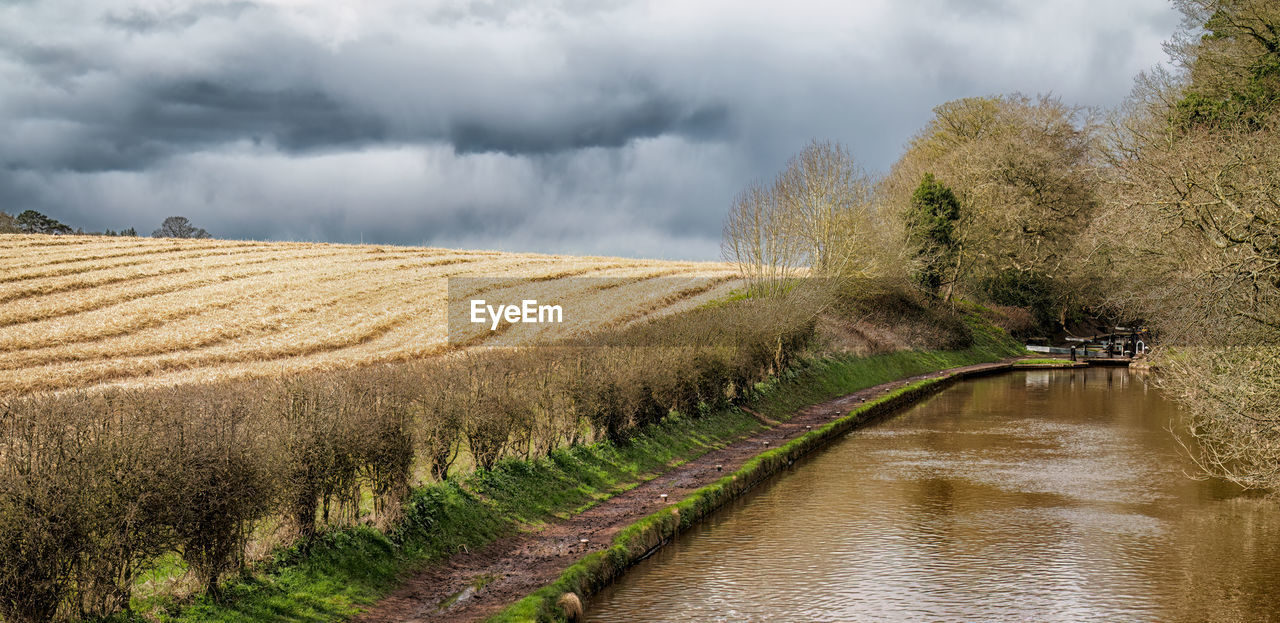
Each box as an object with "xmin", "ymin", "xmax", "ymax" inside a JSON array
[{"xmin": 122, "ymin": 321, "xmax": 1022, "ymax": 623}]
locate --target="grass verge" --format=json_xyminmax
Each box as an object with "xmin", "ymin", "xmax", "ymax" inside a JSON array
[{"xmin": 120, "ymin": 317, "xmax": 1023, "ymax": 623}]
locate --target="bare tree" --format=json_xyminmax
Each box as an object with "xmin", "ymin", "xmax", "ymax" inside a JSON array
[
  {"xmin": 775, "ymin": 140, "xmax": 890, "ymax": 282},
  {"xmin": 152, "ymin": 216, "xmax": 211, "ymax": 239},
  {"xmin": 722, "ymin": 180, "xmax": 803, "ymax": 296},
  {"xmin": 723, "ymin": 140, "xmax": 897, "ymax": 297},
  {"xmin": 1097, "ymin": 0, "xmax": 1280, "ymax": 347},
  {"xmin": 1094, "ymin": 0, "xmax": 1280, "ymax": 490}
]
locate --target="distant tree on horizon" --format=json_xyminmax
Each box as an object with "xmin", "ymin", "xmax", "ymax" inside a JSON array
[
  {"xmin": 152, "ymin": 216, "xmax": 211, "ymax": 239},
  {"xmin": 15, "ymin": 210, "xmax": 72, "ymax": 235}
]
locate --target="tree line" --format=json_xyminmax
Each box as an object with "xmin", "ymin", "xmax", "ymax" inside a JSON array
[
  {"xmin": 0, "ymin": 211, "xmax": 210, "ymax": 239},
  {"xmin": 723, "ymin": 0, "xmax": 1280, "ymax": 492},
  {"xmin": 724, "ymin": 95, "xmax": 1097, "ymax": 334}
]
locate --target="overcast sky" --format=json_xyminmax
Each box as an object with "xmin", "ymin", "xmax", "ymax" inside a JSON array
[{"xmin": 0, "ymin": 0, "xmax": 1182, "ymax": 259}]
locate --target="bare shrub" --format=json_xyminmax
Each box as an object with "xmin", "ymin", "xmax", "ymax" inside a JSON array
[
  {"xmin": 275, "ymin": 376, "xmax": 361, "ymax": 541},
  {"xmin": 71, "ymin": 392, "xmax": 175, "ymax": 619},
  {"xmin": 416, "ymin": 363, "xmax": 464, "ymax": 481},
  {"xmin": 0, "ymin": 396, "xmax": 96, "ymax": 623},
  {"xmin": 0, "ymin": 391, "xmax": 178, "ymax": 622},
  {"xmin": 345, "ymin": 369, "xmax": 415, "ymax": 526},
  {"xmin": 567, "ymin": 350, "xmax": 632, "ymax": 444},
  {"xmin": 520, "ymin": 349, "xmax": 577, "ymax": 459},
  {"xmin": 160, "ymin": 386, "xmax": 277, "ymax": 601},
  {"xmin": 460, "ymin": 354, "xmax": 520, "ymax": 471}
]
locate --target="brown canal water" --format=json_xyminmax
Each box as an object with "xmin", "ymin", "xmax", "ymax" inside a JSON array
[{"xmin": 586, "ymin": 368, "xmax": 1280, "ymax": 622}]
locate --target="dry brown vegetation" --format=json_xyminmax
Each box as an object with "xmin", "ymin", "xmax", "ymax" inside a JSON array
[
  {"xmin": 0, "ymin": 289, "xmax": 817, "ymax": 622},
  {"xmin": 0, "ymin": 235, "xmax": 740, "ymax": 395}
]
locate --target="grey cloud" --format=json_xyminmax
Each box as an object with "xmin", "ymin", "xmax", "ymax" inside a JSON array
[
  {"xmin": 102, "ymin": 1, "xmax": 257, "ymax": 34},
  {"xmin": 2, "ymin": 82, "xmax": 388, "ymax": 173},
  {"xmin": 422, "ymin": 0, "xmax": 630, "ymax": 28},
  {"xmin": 0, "ymin": 0, "xmax": 1184, "ymax": 259},
  {"xmin": 2, "ymin": 19, "xmax": 733, "ymax": 171},
  {"xmin": 933, "ymin": 0, "xmax": 1024, "ymax": 19},
  {"xmin": 8, "ymin": 44, "xmax": 102, "ymax": 84},
  {"xmin": 138, "ymin": 80, "xmax": 388, "ymax": 153},
  {"xmin": 449, "ymin": 99, "xmax": 731, "ymax": 155}
]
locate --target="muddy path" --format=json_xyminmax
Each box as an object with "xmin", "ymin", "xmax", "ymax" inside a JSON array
[{"xmin": 354, "ymin": 361, "xmax": 1013, "ymax": 623}]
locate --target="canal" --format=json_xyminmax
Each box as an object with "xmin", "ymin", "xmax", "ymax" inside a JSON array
[{"xmin": 587, "ymin": 368, "xmax": 1280, "ymax": 622}]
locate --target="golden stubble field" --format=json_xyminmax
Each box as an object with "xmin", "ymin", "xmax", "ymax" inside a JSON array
[{"xmin": 0, "ymin": 235, "xmax": 741, "ymax": 395}]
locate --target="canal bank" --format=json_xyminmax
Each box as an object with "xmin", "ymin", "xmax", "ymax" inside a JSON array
[
  {"xmin": 344, "ymin": 323, "xmax": 1025, "ymax": 623},
  {"xmin": 488, "ymin": 360, "xmax": 1048, "ymax": 622}
]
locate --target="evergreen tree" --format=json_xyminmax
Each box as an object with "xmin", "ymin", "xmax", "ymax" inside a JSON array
[
  {"xmin": 904, "ymin": 173, "xmax": 961, "ymax": 297},
  {"xmin": 15, "ymin": 210, "xmax": 72, "ymax": 235}
]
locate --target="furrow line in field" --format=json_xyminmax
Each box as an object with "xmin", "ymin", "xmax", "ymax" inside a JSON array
[
  {"xmin": 0, "ymin": 253, "xmax": 563, "ymax": 369},
  {"xmin": 0, "ymin": 252, "xmax": 491, "ymax": 353},
  {"xmin": 607, "ymin": 274, "xmax": 742, "ymax": 328},
  {"xmin": 0, "ymin": 240, "xmax": 278, "ymax": 276},
  {"xmin": 0, "ymin": 245, "xmax": 355, "ymax": 304},
  {"xmin": 0, "ymin": 260, "xmax": 647, "ymax": 393},
  {"xmin": 0, "ymin": 237, "xmax": 265, "ymax": 265},
  {"xmin": 0, "ymin": 241, "xmax": 439, "ymax": 283},
  {"xmin": 0, "ymin": 245, "xmax": 343, "ymax": 317},
  {"xmin": 0, "ymin": 250, "xmax": 485, "ymax": 328}
]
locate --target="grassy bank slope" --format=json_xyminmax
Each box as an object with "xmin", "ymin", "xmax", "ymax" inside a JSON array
[{"xmin": 129, "ymin": 315, "xmax": 1021, "ymax": 623}]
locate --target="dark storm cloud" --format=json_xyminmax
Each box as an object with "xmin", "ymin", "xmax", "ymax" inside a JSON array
[
  {"xmin": 139, "ymin": 80, "xmax": 388, "ymax": 153},
  {"xmin": 1, "ymin": 80, "xmax": 387, "ymax": 173},
  {"xmin": 0, "ymin": 0, "xmax": 1183, "ymax": 259},
  {"xmin": 11, "ymin": 44, "xmax": 101, "ymax": 83},
  {"xmin": 1, "ymin": 2, "xmax": 734, "ymax": 172},
  {"xmin": 450, "ymin": 99, "xmax": 731, "ymax": 155}
]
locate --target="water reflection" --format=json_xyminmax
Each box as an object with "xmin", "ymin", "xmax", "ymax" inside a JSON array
[{"xmin": 587, "ymin": 369, "xmax": 1280, "ymax": 622}]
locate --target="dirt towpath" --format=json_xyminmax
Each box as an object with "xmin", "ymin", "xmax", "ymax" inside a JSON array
[{"xmin": 354, "ymin": 361, "xmax": 1012, "ymax": 623}]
